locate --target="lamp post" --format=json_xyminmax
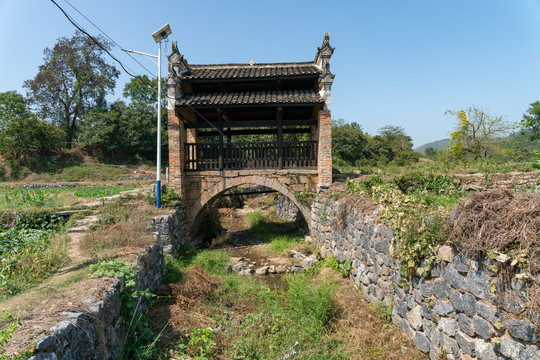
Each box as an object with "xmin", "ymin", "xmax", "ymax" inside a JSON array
[{"xmin": 122, "ymin": 24, "xmax": 172, "ymax": 208}]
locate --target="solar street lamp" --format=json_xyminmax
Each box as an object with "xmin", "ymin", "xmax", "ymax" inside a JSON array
[{"xmin": 122, "ymin": 23, "xmax": 172, "ymax": 208}]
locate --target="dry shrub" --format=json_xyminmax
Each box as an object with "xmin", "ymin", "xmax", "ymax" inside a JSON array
[
  {"xmin": 80, "ymin": 208, "xmax": 155, "ymax": 258},
  {"xmin": 447, "ymin": 190, "xmax": 540, "ymax": 333},
  {"xmin": 53, "ymin": 147, "xmax": 97, "ymax": 163},
  {"xmin": 447, "ymin": 190, "xmax": 540, "ymax": 275},
  {"xmin": 148, "ymin": 267, "xmax": 221, "ymax": 348}
]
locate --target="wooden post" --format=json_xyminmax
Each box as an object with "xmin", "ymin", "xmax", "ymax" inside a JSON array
[
  {"xmin": 277, "ymin": 106, "xmax": 283, "ymax": 169},
  {"xmin": 218, "ymin": 114, "xmax": 224, "ymax": 171}
]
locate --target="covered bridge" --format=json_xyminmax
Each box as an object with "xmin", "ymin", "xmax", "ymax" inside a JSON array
[{"xmin": 166, "ymin": 33, "xmax": 335, "ymax": 225}]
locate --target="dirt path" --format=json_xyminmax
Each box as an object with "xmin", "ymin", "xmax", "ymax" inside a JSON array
[{"xmin": 0, "ymin": 188, "xmax": 148, "ymax": 356}]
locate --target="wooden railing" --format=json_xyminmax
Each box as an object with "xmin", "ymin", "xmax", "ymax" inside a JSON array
[{"xmin": 185, "ymin": 141, "xmax": 317, "ymax": 171}]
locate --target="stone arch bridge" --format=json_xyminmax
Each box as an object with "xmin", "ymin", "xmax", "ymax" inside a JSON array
[{"xmin": 166, "ymin": 34, "xmax": 335, "ymax": 229}]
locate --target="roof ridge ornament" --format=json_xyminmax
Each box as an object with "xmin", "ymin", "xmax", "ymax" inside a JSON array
[
  {"xmin": 168, "ymin": 41, "xmax": 191, "ymax": 77},
  {"xmin": 315, "ymin": 33, "xmax": 335, "ymax": 111}
]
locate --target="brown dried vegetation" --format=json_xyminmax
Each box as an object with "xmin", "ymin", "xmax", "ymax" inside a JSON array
[{"xmin": 447, "ymin": 190, "xmax": 540, "ymax": 275}]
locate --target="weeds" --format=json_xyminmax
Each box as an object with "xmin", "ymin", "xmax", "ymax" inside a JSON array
[
  {"xmin": 89, "ymin": 259, "xmax": 158, "ymax": 359},
  {"xmin": 345, "ymin": 174, "xmax": 466, "ymax": 276},
  {"xmin": 245, "ymin": 210, "xmax": 304, "ymax": 254},
  {"xmin": 375, "ymin": 303, "xmax": 393, "ymax": 324},
  {"xmin": 0, "ymin": 215, "xmax": 65, "ymax": 297}
]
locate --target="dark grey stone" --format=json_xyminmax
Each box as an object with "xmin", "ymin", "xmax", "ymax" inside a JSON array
[
  {"xmin": 406, "ymin": 294, "xmax": 414, "ymax": 309},
  {"xmin": 419, "ymin": 278, "xmax": 432, "ymax": 297},
  {"xmin": 414, "ymin": 332, "xmax": 430, "ymax": 353},
  {"xmin": 505, "ymin": 318, "xmax": 537, "ymax": 343},
  {"xmin": 434, "ymin": 301, "xmax": 454, "ymax": 316},
  {"xmin": 431, "ymin": 262, "xmax": 442, "ymax": 278},
  {"xmin": 374, "ymin": 238, "xmax": 390, "ymax": 253},
  {"xmin": 475, "ymin": 301, "xmax": 500, "ymax": 326},
  {"xmin": 29, "ymin": 354, "xmax": 58, "ymax": 360},
  {"xmin": 393, "ymin": 283, "xmax": 405, "ymax": 299},
  {"xmin": 453, "ymin": 254, "xmax": 469, "ymax": 273},
  {"xmin": 432, "ymin": 278, "xmax": 451, "ymax": 299},
  {"xmin": 420, "ymin": 302, "xmax": 434, "ymax": 321},
  {"xmin": 401, "ymin": 319, "xmax": 414, "ymax": 340},
  {"xmin": 443, "ymin": 265, "xmax": 466, "ymax": 290},
  {"xmin": 473, "ymin": 316, "xmax": 495, "ymax": 339},
  {"xmin": 35, "ymin": 336, "xmax": 57, "ymax": 352},
  {"xmin": 462, "ymin": 293, "xmax": 477, "ymax": 317},
  {"xmin": 450, "ymin": 291, "xmax": 463, "ymax": 312},
  {"xmin": 501, "ymin": 294, "xmax": 524, "ymax": 314},
  {"xmin": 455, "ymin": 332, "xmax": 476, "ymax": 357},
  {"xmin": 467, "ymin": 271, "xmax": 491, "ymax": 299},
  {"xmin": 457, "ymin": 313, "xmax": 475, "ymax": 337}
]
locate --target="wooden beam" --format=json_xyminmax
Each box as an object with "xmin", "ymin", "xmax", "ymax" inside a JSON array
[
  {"xmin": 198, "ymin": 127, "xmax": 311, "ymax": 137},
  {"xmin": 218, "ymin": 114, "xmax": 224, "ymax": 170},
  {"xmin": 277, "ymin": 106, "xmax": 283, "ymax": 169},
  {"xmin": 185, "ymin": 119, "xmax": 317, "ymax": 129}
]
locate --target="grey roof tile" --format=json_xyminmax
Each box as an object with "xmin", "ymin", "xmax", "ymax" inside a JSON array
[
  {"xmin": 179, "ymin": 62, "xmax": 320, "ymax": 80},
  {"xmin": 176, "ymin": 89, "xmax": 323, "ymax": 107}
]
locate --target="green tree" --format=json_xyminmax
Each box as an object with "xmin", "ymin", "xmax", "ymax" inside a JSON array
[
  {"xmin": 446, "ymin": 107, "xmax": 513, "ymax": 159},
  {"xmin": 331, "ymin": 119, "xmax": 368, "ymax": 165},
  {"xmin": 79, "ymin": 74, "xmax": 169, "ymax": 161},
  {"xmin": 24, "ymin": 31, "xmax": 119, "ymax": 146},
  {"xmin": 0, "ymin": 91, "xmax": 65, "ymax": 160},
  {"xmin": 424, "ymin": 147, "xmax": 438, "ymax": 158},
  {"xmin": 521, "ymin": 101, "xmax": 540, "ymax": 140},
  {"xmin": 372, "ymin": 125, "xmax": 415, "ymax": 165},
  {"xmin": 0, "ymin": 91, "xmax": 33, "ymax": 123},
  {"xmin": 123, "ymin": 75, "xmax": 166, "ymax": 107}
]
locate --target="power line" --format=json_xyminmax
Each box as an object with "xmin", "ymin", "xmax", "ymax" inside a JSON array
[
  {"xmin": 49, "ymin": 0, "xmax": 138, "ymax": 77},
  {"xmin": 62, "ymin": 0, "xmax": 154, "ymax": 77},
  {"xmin": 50, "ymin": 0, "xmax": 243, "ymax": 149}
]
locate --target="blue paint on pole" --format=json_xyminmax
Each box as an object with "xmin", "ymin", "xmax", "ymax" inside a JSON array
[{"xmin": 156, "ymin": 180, "xmax": 161, "ymax": 208}]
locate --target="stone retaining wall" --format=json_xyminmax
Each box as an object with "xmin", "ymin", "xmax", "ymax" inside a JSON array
[
  {"xmin": 311, "ymin": 198, "xmax": 539, "ymax": 360},
  {"xmin": 275, "ymin": 195, "xmax": 300, "ymax": 222},
  {"xmin": 29, "ymin": 208, "xmax": 190, "ymax": 360},
  {"xmin": 456, "ymin": 172, "xmax": 537, "ymax": 192}
]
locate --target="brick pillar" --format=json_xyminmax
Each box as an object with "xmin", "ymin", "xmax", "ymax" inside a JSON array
[
  {"xmin": 317, "ymin": 110, "xmax": 332, "ymax": 189},
  {"xmin": 168, "ymin": 110, "xmax": 185, "ymax": 196}
]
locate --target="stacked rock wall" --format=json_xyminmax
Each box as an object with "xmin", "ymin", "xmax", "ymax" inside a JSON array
[
  {"xmin": 275, "ymin": 195, "xmax": 300, "ymax": 222},
  {"xmin": 311, "ymin": 198, "xmax": 539, "ymax": 360},
  {"xmin": 29, "ymin": 207, "xmax": 190, "ymax": 360}
]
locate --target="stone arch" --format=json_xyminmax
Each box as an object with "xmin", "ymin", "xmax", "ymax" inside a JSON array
[{"xmin": 189, "ymin": 175, "xmax": 311, "ymax": 235}]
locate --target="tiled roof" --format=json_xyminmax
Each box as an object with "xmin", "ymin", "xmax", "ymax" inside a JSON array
[
  {"xmin": 180, "ymin": 62, "xmax": 321, "ymax": 80},
  {"xmin": 176, "ymin": 89, "xmax": 323, "ymax": 107}
]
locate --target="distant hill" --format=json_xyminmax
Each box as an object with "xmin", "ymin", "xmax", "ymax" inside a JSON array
[{"xmin": 414, "ymin": 138, "xmax": 451, "ymax": 155}]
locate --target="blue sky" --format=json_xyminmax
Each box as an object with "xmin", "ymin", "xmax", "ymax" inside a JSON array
[{"xmin": 1, "ymin": 0, "xmax": 540, "ymax": 147}]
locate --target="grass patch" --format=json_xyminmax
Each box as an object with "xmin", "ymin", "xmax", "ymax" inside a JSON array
[
  {"xmin": 73, "ymin": 186, "xmax": 134, "ymax": 198},
  {"xmin": 245, "ymin": 210, "xmax": 305, "ymax": 254},
  {"xmin": 149, "ymin": 250, "xmax": 427, "ymax": 360},
  {"xmin": 192, "ymin": 250, "xmax": 229, "ymax": 276}
]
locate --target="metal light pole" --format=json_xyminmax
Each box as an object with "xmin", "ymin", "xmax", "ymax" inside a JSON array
[{"xmin": 123, "ymin": 24, "xmax": 172, "ymax": 208}]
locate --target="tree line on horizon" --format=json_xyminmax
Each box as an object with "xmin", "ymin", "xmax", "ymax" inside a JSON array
[{"xmin": 1, "ymin": 31, "xmax": 539, "ymax": 176}]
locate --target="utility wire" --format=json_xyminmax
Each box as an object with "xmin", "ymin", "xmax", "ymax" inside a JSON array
[
  {"xmin": 49, "ymin": 0, "xmax": 138, "ymax": 77},
  {"xmin": 62, "ymin": 0, "xmax": 154, "ymax": 77},
  {"xmin": 51, "ymin": 0, "xmax": 251, "ymax": 151}
]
